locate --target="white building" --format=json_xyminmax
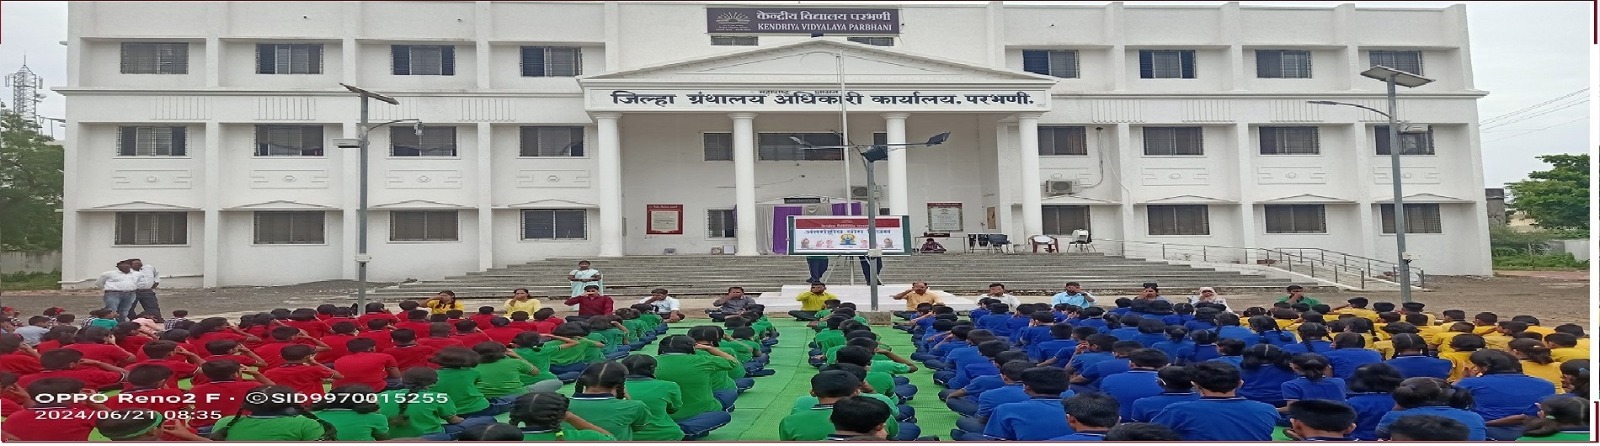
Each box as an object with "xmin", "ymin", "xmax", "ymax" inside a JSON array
[{"xmin": 58, "ymin": 1, "xmax": 1493, "ymax": 288}]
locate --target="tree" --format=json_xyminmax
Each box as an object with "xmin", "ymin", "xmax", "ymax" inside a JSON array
[
  {"xmin": 1506, "ymin": 153, "xmax": 1589, "ymax": 230},
  {"xmin": 0, "ymin": 107, "xmax": 64, "ymax": 251}
]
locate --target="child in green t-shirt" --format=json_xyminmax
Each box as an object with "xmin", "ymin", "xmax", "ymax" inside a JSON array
[
  {"xmin": 210, "ymin": 385, "xmax": 335, "ymax": 441},
  {"xmin": 507, "ymin": 392, "xmax": 616, "ymax": 441},
  {"xmin": 548, "ymin": 322, "xmax": 604, "ymax": 378},
  {"xmin": 430, "ymin": 346, "xmax": 498, "ymax": 417},
  {"xmin": 729, "ymin": 326, "xmax": 776, "ymax": 377},
  {"xmin": 584, "ymin": 317, "xmax": 632, "ymax": 360},
  {"xmin": 509, "ymin": 331, "xmax": 569, "ymax": 387},
  {"xmin": 470, "ymin": 342, "xmax": 541, "ymax": 402},
  {"xmin": 618, "ymin": 355, "xmax": 731, "ymax": 440},
  {"xmin": 618, "ymin": 307, "xmax": 655, "ymax": 349},
  {"xmin": 377, "ymin": 367, "xmax": 496, "ymax": 440},
  {"xmin": 310, "ymin": 385, "xmax": 391, "ymax": 441},
  {"xmin": 566, "ymin": 362, "xmax": 656, "ymax": 441},
  {"xmin": 810, "ymin": 299, "xmax": 844, "ymax": 332},
  {"xmin": 779, "ymin": 370, "xmax": 862, "ymax": 440}
]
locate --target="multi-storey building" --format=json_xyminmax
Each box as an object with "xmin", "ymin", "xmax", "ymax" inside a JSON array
[{"xmin": 59, "ymin": 1, "xmax": 1492, "ymax": 287}]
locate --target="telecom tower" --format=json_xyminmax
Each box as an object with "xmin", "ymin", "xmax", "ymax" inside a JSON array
[{"xmin": 6, "ymin": 58, "xmax": 43, "ymax": 123}]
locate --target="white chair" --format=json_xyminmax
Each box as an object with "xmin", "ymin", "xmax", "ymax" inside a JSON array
[
  {"xmin": 1069, "ymin": 229, "xmax": 1095, "ymax": 252},
  {"xmin": 1030, "ymin": 235, "xmax": 1059, "ymax": 253}
]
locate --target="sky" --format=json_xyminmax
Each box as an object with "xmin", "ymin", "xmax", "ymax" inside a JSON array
[{"xmin": 0, "ymin": 1, "xmax": 1590, "ymax": 188}]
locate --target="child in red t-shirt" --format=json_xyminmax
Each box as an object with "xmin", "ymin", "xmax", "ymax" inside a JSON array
[
  {"xmin": 355, "ymin": 319, "xmax": 396, "ymax": 352},
  {"xmin": 482, "ymin": 317, "xmax": 523, "ymax": 345},
  {"xmin": 114, "ymin": 324, "xmax": 154, "ymax": 356},
  {"xmin": 262, "ymin": 344, "xmax": 339, "ymax": 397},
  {"xmin": 418, "ymin": 323, "xmax": 467, "ymax": 350},
  {"xmin": 64, "ymin": 326, "xmax": 136, "ymax": 366},
  {"xmin": 332, "ymin": 337, "xmax": 400, "ymax": 393},
  {"xmin": 19, "ymin": 349, "xmax": 127, "ymax": 391},
  {"xmin": 253, "ymin": 326, "xmax": 331, "ymax": 371},
  {"xmin": 357, "ymin": 302, "xmax": 401, "ymax": 328},
  {"xmin": 315, "ymin": 321, "xmax": 360, "ymax": 364},
  {"xmin": 2, "ymin": 375, "xmax": 103, "ymax": 440},
  {"xmin": 395, "ymin": 310, "xmax": 433, "ymax": 334},
  {"xmin": 105, "ymin": 364, "xmax": 189, "ymax": 412},
  {"xmin": 530, "ymin": 308, "xmax": 562, "ymax": 335},
  {"xmin": 470, "ymin": 306, "xmax": 498, "ymax": 330},
  {"xmin": 324, "ymin": 306, "xmax": 360, "ymax": 330},
  {"xmin": 189, "ymin": 359, "xmax": 273, "ymax": 429},
  {"xmin": 508, "ymin": 311, "xmax": 537, "ymax": 331},
  {"xmin": 283, "ymin": 309, "xmax": 332, "ymax": 339},
  {"xmin": 130, "ymin": 340, "xmax": 201, "ymax": 388},
  {"xmin": 0, "ymin": 334, "xmax": 43, "ymax": 377},
  {"xmin": 452, "ymin": 320, "xmax": 496, "ymax": 348},
  {"xmin": 383, "ymin": 329, "xmax": 441, "ymax": 370}
]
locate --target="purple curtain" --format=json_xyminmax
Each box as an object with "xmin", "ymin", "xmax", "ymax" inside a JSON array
[{"xmin": 771, "ymin": 206, "xmax": 804, "ymax": 254}]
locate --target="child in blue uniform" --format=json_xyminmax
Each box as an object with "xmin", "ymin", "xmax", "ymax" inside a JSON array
[
  {"xmin": 1238, "ymin": 344, "xmax": 1296, "ymax": 407},
  {"xmin": 1282, "ymin": 323, "xmax": 1334, "ymax": 355},
  {"xmin": 1150, "ymin": 361, "xmax": 1282, "ymax": 441},
  {"xmin": 1344, "ymin": 362, "xmax": 1402, "ymax": 440},
  {"xmin": 1070, "ymin": 341, "xmax": 1140, "ymax": 394},
  {"xmin": 949, "ymin": 360, "xmax": 1033, "ymax": 439},
  {"xmin": 1129, "ymin": 366, "xmax": 1201, "ymax": 423},
  {"xmin": 1456, "ymin": 349, "xmax": 1558, "ymax": 440},
  {"xmin": 1376, "ymin": 377, "xmax": 1486, "ymax": 440},
  {"xmin": 1280, "ymin": 353, "xmax": 1347, "ymax": 412},
  {"xmin": 1048, "ymin": 393, "xmax": 1118, "ymax": 441},
  {"xmin": 1323, "ymin": 332, "xmax": 1383, "ymax": 379},
  {"xmin": 980, "ymin": 367, "xmax": 1075, "ymax": 440},
  {"xmin": 1383, "ymin": 333, "xmax": 1452, "ymax": 379},
  {"xmin": 1100, "ymin": 348, "xmax": 1168, "ymax": 422},
  {"xmin": 1284, "ymin": 399, "xmax": 1359, "ymax": 441}
]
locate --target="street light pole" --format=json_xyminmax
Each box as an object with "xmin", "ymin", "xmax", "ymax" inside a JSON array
[
  {"xmin": 1381, "ymin": 74, "xmax": 1414, "ymax": 304},
  {"xmin": 340, "ymin": 84, "xmax": 400, "ymax": 311},
  {"xmin": 1307, "ymin": 65, "xmax": 1432, "ymax": 304}
]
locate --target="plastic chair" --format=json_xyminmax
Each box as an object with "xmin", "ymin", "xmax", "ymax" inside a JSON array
[
  {"xmin": 1068, "ymin": 229, "xmax": 1095, "ymax": 252},
  {"xmin": 1030, "ymin": 235, "xmax": 1059, "ymax": 253},
  {"xmin": 987, "ymin": 234, "xmax": 1010, "ymax": 253}
]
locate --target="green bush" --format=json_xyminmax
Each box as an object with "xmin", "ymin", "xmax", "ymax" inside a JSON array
[
  {"xmin": 1491, "ymin": 253, "xmax": 1589, "ymax": 270},
  {"xmin": 0, "ymin": 271, "xmax": 60, "ymax": 291}
]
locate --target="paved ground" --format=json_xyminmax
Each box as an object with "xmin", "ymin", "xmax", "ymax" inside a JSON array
[{"xmin": 1, "ymin": 272, "xmax": 1590, "ymax": 326}]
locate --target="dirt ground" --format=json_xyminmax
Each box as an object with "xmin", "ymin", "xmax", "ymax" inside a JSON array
[{"xmin": 1, "ymin": 272, "xmax": 1591, "ymax": 327}]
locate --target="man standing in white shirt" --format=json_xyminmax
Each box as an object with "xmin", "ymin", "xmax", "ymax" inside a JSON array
[
  {"xmin": 95, "ymin": 260, "xmax": 141, "ymax": 321},
  {"xmin": 129, "ymin": 258, "xmax": 160, "ymax": 318},
  {"xmin": 1050, "ymin": 282, "xmax": 1096, "ymax": 308},
  {"xmin": 639, "ymin": 288, "xmax": 683, "ymax": 322}
]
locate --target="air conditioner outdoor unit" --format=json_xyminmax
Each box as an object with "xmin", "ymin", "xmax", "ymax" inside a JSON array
[
  {"xmin": 802, "ymin": 204, "xmax": 828, "ymax": 215},
  {"xmin": 1400, "ymin": 123, "xmax": 1431, "ymax": 134},
  {"xmin": 850, "ymin": 186, "xmax": 882, "ymax": 200},
  {"xmin": 1044, "ymin": 180, "xmax": 1076, "ymax": 197}
]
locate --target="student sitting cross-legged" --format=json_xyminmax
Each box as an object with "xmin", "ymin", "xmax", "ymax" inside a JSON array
[
  {"xmin": 1101, "ymin": 348, "xmax": 1169, "ymax": 422},
  {"xmin": 788, "ymin": 364, "xmax": 914, "ymax": 440},
  {"xmin": 827, "ymin": 395, "xmax": 897, "ymax": 440},
  {"xmin": 944, "ymin": 351, "xmax": 1031, "ymax": 417},
  {"xmin": 834, "ymin": 345, "xmax": 917, "ymax": 420},
  {"xmin": 509, "ymin": 332, "xmax": 574, "ymax": 386},
  {"xmin": 1149, "ymin": 361, "xmax": 1282, "ymax": 441},
  {"xmin": 1128, "ymin": 365, "xmax": 1201, "ymax": 423},
  {"xmin": 1283, "ymin": 399, "xmax": 1359, "ymax": 441},
  {"xmin": 1048, "ymin": 393, "xmax": 1121, "ymax": 441},
  {"xmin": 617, "ymin": 355, "xmax": 732, "ymax": 440},
  {"xmin": 655, "ymin": 335, "xmax": 742, "ymax": 413},
  {"xmin": 974, "ymin": 366, "xmax": 1075, "ymax": 440},
  {"xmin": 507, "ymin": 392, "xmax": 615, "ymax": 441},
  {"xmin": 780, "ymin": 370, "xmax": 869, "ymax": 441},
  {"xmin": 565, "ymin": 361, "xmax": 655, "ymax": 441}
]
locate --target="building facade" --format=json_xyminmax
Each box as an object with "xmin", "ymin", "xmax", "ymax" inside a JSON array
[{"xmin": 59, "ymin": 1, "xmax": 1493, "ymax": 288}]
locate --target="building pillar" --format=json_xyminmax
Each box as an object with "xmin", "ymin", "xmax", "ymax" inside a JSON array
[
  {"xmin": 1017, "ymin": 113, "xmax": 1044, "ymax": 238},
  {"xmin": 60, "ymin": 123, "xmax": 81, "ymax": 284},
  {"xmin": 1115, "ymin": 123, "xmax": 1140, "ymax": 254},
  {"xmin": 1233, "ymin": 123, "xmax": 1258, "ymax": 258},
  {"xmin": 476, "ymin": 122, "xmax": 494, "ymax": 270},
  {"xmin": 202, "ymin": 122, "xmax": 222, "ymax": 287},
  {"xmin": 730, "ymin": 113, "xmax": 759, "ymax": 256},
  {"xmin": 595, "ymin": 113, "xmax": 625, "ymax": 257},
  {"xmin": 883, "ymin": 113, "xmax": 910, "ymax": 218},
  {"xmin": 1350, "ymin": 123, "xmax": 1378, "ymax": 259},
  {"xmin": 341, "ymin": 121, "xmax": 361, "ymax": 279}
]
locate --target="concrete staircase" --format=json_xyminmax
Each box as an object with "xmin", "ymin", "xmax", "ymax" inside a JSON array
[{"xmin": 365, "ymin": 253, "xmax": 1300, "ymax": 300}]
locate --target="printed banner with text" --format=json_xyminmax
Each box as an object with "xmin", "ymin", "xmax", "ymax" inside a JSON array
[
  {"xmin": 787, "ymin": 215, "xmax": 911, "ymax": 255},
  {"xmin": 707, "ymin": 7, "xmax": 899, "ymax": 35}
]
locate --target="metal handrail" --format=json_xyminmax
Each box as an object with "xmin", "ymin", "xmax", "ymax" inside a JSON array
[{"xmin": 1099, "ymin": 239, "xmax": 1425, "ymax": 289}]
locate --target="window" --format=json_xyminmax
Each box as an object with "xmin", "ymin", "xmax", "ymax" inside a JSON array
[
  {"xmin": 1138, "ymin": 50, "xmax": 1196, "ymax": 79},
  {"xmin": 521, "ymin": 209, "xmax": 586, "ymax": 240},
  {"xmin": 1148, "ymin": 205, "xmax": 1209, "ymax": 236},
  {"xmin": 1255, "ymin": 50, "xmax": 1312, "ymax": 79},
  {"xmin": 1021, "ymin": 50, "xmax": 1079, "ymax": 78},
  {"xmin": 707, "ymin": 209, "xmax": 737, "ymax": 238},
  {"xmin": 254, "ymin": 125, "xmax": 324, "ymax": 156},
  {"xmin": 391, "ymin": 126, "xmax": 457, "ymax": 157},
  {"xmin": 117, "ymin": 126, "xmax": 187, "ymax": 156},
  {"xmin": 1042, "ymin": 206, "xmax": 1091, "ymax": 235},
  {"xmin": 518, "ymin": 126, "xmax": 584, "ymax": 157},
  {"xmin": 391, "ymin": 45, "xmax": 455, "ymax": 76},
  {"xmin": 1142, "ymin": 127, "xmax": 1204, "ymax": 156},
  {"xmin": 256, "ymin": 43, "xmax": 323, "ymax": 74},
  {"xmin": 710, "ymin": 36, "xmax": 758, "ymax": 46},
  {"xmin": 1258, "ymin": 126, "xmax": 1320, "ymax": 155},
  {"xmin": 114, "ymin": 212, "xmax": 188, "ymax": 245},
  {"xmin": 848, "ymin": 37, "xmax": 894, "ymax": 46},
  {"xmin": 759, "ymin": 133, "xmax": 842, "ymax": 161},
  {"xmin": 1380, "ymin": 204, "xmax": 1443, "ymax": 234},
  {"xmin": 1369, "ymin": 50, "xmax": 1423, "ymax": 75},
  {"xmin": 1264, "ymin": 205, "xmax": 1326, "ymax": 233},
  {"xmin": 120, "ymin": 42, "xmax": 188, "ymax": 74},
  {"xmin": 391, "ymin": 211, "xmax": 459, "ymax": 241},
  {"xmin": 1038, "ymin": 126, "xmax": 1088, "ymax": 156},
  {"xmin": 252, "ymin": 211, "xmax": 326, "ymax": 244},
  {"xmin": 1374, "ymin": 125, "xmax": 1435, "ymax": 155},
  {"xmin": 520, "ymin": 46, "xmax": 581, "ymax": 77},
  {"xmin": 704, "ymin": 133, "xmax": 733, "ymax": 161}
]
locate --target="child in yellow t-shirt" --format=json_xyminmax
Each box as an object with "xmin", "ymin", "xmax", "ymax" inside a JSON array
[
  {"xmin": 1553, "ymin": 323, "xmax": 1590, "ymax": 352},
  {"xmin": 1375, "ymin": 322, "xmax": 1422, "ymax": 359},
  {"xmin": 1329, "ymin": 297, "xmax": 1380, "ymax": 324},
  {"xmin": 1509, "ymin": 338, "xmax": 1564, "ymax": 387},
  {"xmin": 1432, "ymin": 323, "xmax": 1476, "ymax": 353},
  {"xmin": 1442, "ymin": 334, "xmax": 1487, "ymax": 382},
  {"xmin": 1399, "ymin": 302, "xmax": 1436, "ymax": 327},
  {"xmin": 1545, "ymin": 333, "xmax": 1590, "ymax": 362},
  {"xmin": 1513, "ymin": 316, "xmax": 1558, "ymax": 338},
  {"xmin": 1272, "ymin": 308, "xmax": 1298, "ymax": 330}
]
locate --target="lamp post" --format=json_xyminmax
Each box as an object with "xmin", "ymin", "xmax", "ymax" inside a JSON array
[
  {"xmin": 1308, "ymin": 65, "xmax": 1433, "ymax": 303},
  {"xmin": 793, "ymin": 132, "xmax": 950, "ymax": 311},
  {"xmin": 339, "ymin": 83, "xmax": 422, "ymax": 310}
]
